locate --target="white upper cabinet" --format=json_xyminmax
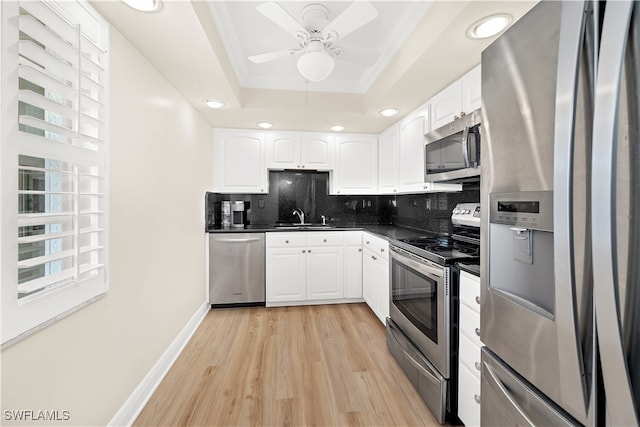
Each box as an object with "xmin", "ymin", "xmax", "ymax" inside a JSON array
[
  {"xmin": 333, "ymin": 135, "xmax": 378, "ymax": 195},
  {"xmin": 398, "ymin": 103, "xmax": 430, "ymax": 193},
  {"xmin": 213, "ymin": 129, "xmax": 267, "ymax": 194},
  {"xmin": 430, "ymin": 64, "xmax": 482, "ymax": 130},
  {"xmin": 378, "ymin": 125, "xmax": 399, "ymax": 194},
  {"xmin": 300, "ymin": 133, "xmax": 334, "ymax": 170},
  {"xmin": 430, "ymin": 80, "xmax": 462, "ymax": 130},
  {"xmin": 461, "ymin": 64, "xmax": 482, "ymax": 113},
  {"xmin": 267, "ymin": 132, "xmax": 334, "ymax": 170}
]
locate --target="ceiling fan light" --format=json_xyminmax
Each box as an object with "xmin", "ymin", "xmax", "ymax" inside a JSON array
[{"xmin": 297, "ymin": 51, "xmax": 335, "ymax": 82}]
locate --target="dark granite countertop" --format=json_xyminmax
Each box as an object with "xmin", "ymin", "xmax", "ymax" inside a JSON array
[
  {"xmin": 457, "ymin": 261, "xmax": 480, "ymax": 276},
  {"xmin": 206, "ymin": 223, "xmax": 441, "ymax": 245}
]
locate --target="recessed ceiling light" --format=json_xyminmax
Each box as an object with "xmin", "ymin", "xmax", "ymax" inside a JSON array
[
  {"xmin": 122, "ymin": 0, "xmax": 161, "ymax": 12},
  {"xmin": 257, "ymin": 122, "xmax": 273, "ymax": 129},
  {"xmin": 379, "ymin": 108, "xmax": 399, "ymax": 117},
  {"xmin": 467, "ymin": 14, "xmax": 512, "ymax": 39},
  {"xmin": 330, "ymin": 125, "xmax": 345, "ymax": 132},
  {"xmin": 204, "ymin": 98, "xmax": 225, "ymax": 109}
]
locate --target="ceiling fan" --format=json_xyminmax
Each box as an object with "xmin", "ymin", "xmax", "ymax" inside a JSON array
[{"xmin": 248, "ymin": 1, "xmax": 380, "ymax": 82}]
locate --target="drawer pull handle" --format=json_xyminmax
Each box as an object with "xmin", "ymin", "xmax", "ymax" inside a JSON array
[
  {"xmin": 358, "ymin": 248, "xmax": 362, "ymax": 252},
  {"xmin": 366, "ymin": 241, "xmax": 370, "ymax": 244},
  {"xmin": 475, "ymin": 328, "xmax": 480, "ymax": 336},
  {"xmin": 302, "ymin": 250, "xmax": 306, "ymax": 253},
  {"xmin": 475, "ymin": 361, "xmax": 481, "ymax": 371},
  {"xmin": 380, "ymin": 248, "xmax": 385, "ymax": 253},
  {"xmin": 323, "ymin": 239, "xmax": 327, "ymax": 242},
  {"xmin": 475, "ymin": 296, "xmax": 481, "ymax": 305},
  {"xmin": 285, "ymin": 240, "xmax": 289, "ymax": 244},
  {"xmin": 308, "ymin": 249, "xmax": 312, "ymax": 253},
  {"xmin": 474, "ymin": 394, "xmax": 481, "ymax": 404}
]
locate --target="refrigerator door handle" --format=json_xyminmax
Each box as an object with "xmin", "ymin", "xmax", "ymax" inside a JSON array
[
  {"xmin": 552, "ymin": 0, "xmax": 592, "ymax": 417},
  {"xmin": 592, "ymin": 1, "xmax": 639, "ymax": 425},
  {"xmin": 483, "ymin": 361, "xmax": 536, "ymax": 427}
]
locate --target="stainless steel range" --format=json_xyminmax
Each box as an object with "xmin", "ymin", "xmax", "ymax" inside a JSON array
[{"xmin": 386, "ymin": 203, "xmax": 480, "ymax": 424}]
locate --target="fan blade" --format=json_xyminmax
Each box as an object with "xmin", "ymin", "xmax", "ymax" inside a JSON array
[
  {"xmin": 256, "ymin": 2, "xmax": 307, "ymax": 39},
  {"xmin": 248, "ymin": 48, "xmax": 301, "ymax": 64},
  {"xmin": 333, "ymin": 48, "xmax": 379, "ymax": 67},
  {"xmin": 323, "ymin": 1, "xmax": 378, "ymax": 40}
]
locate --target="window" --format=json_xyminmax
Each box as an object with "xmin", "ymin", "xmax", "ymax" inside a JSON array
[{"xmin": 1, "ymin": 0, "xmax": 109, "ymax": 345}]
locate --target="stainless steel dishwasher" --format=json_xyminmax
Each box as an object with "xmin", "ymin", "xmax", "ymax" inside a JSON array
[{"xmin": 208, "ymin": 233, "xmax": 265, "ymax": 306}]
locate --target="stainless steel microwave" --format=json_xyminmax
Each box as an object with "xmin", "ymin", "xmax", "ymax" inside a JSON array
[{"xmin": 424, "ymin": 109, "xmax": 481, "ymax": 182}]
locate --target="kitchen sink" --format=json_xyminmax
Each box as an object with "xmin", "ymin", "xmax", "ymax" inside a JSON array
[{"xmin": 273, "ymin": 223, "xmax": 335, "ymax": 230}]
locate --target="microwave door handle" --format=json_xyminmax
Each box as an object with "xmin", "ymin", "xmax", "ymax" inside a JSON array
[
  {"xmin": 592, "ymin": 2, "xmax": 639, "ymax": 425},
  {"xmin": 461, "ymin": 126, "xmax": 471, "ymax": 167}
]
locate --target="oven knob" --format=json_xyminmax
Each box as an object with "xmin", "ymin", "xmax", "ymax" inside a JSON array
[
  {"xmin": 453, "ymin": 209, "xmax": 459, "ymax": 214},
  {"xmin": 465, "ymin": 209, "xmax": 471, "ymax": 214}
]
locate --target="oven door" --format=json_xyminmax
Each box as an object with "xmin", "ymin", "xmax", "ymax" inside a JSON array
[{"xmin": 389, "ymin": 245, "xmax": 450, "ymax": 378}]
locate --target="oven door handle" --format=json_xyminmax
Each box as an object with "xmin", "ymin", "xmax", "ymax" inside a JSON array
[{"xmin": 390, "ymin": 246, "xmax": 444, "ymax": 278}]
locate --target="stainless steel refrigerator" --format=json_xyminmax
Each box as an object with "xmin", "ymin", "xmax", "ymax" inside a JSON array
[{"xmin": 480, "ymin": 1, "xmax": 639, "ymax": 425}]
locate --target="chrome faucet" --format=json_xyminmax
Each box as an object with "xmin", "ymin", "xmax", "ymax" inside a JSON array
[{"xmin": 292, "ymin": 208, "xmax": 305, "ymax": 224}]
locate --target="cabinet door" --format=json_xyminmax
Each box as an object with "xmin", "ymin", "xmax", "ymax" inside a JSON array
[
  {"xmin": 376, "ymin": 251, "xmax": 390, "ymax": 323},
  {"xmin": 266, "ymin": 247, "xmax": 306, "ymax": 303},
  {"xmin": 430, "ymin": 80, "xmax": 462, "ymax": 130},
  {"xmin": 307, "ymin": 246, "xmax": 344, "ymax": 300},
  {"xmin": 362, "ymin": 249, "xmax": 378, "ymax": 313},
  {"xmin": 333, "ymin": 135, "xmax": 378, "ymax": 194},
  {"xmin": 300, "ymin": 133, "xmax": 333, "ymax": 170},
  {"xmin": 378, "ymin": 125, "xmax": 398, "ymax": 194},
  {"xmin": 344, "ymin": 245, "xmax": 363, "ymax": 298},
  {"xmin": 213, "ymin": 130, "xmax": 267, "ymax": 193},
  {"xmin": 398, "ymin": 111, "xmax": 428, "ymax": 192},
  {"xmin": 461, "ymin": 64, "xmax": 481, "ymax": 114},
  {"xmin": 269, "ymin": 133, "xmax": 300, "ymax": 169}
]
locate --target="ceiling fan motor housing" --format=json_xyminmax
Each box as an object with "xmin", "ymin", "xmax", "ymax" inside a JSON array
[{"xmin": 301, "ymin": 3, "xmax": 329, "ymax": 31}]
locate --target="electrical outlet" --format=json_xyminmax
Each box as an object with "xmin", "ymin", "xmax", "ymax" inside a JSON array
[
  {"xmin": 258, "ymin": 199, "xmax": 265, "ymax": 209},
  {"xmin": 426, "ymin": 199, "xmax": 432, "ymax": 210},
  {"xmin": 409, "ymin": 198, "xmax": 418, "ymax": 207}
]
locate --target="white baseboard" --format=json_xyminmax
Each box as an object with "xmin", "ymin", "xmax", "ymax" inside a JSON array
[{"xmin": 108, "ymin": 302, "xmax": 209, "ymax": 427}]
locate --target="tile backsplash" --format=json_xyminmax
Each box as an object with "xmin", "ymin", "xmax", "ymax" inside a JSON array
[{"xmin": 206, "ymin": 171, "xmax": 479, "ymax": 234}]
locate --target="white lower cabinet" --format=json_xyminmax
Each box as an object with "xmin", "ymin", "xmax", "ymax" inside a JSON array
[
  {"xmin": 458, "ymin": 270, "xmax": 482, "ymax": 426},
  {"xmin": 344, "ymin": 231, "xmax": 363, "ymax": 298},
  {"xmin": 306, "ymin": 246, "xmax": 344, "ymax": 300},
  {"xmin": 266, "ymin": 246, "xmax": 307, "ymax": 302},
  {"xmin": 266, "ymin": 231, "xmax": 364, "ymax": 305},
  {"xmin": 362, "ymin": 232, "xmax": 389, "ymax": 324}
]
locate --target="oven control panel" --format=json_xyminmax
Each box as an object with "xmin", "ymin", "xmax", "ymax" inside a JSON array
[{"xmin": 452, "ymin": 203, "xmax": 481, "ymax": 227}]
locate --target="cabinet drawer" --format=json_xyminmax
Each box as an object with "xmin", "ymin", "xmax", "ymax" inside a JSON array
[
  {"xmin": 343, "ymin": 231, "xmax": 362, "ymax": 246},
  {"xmin": 459, "ymin": 271, "xmax": 481, "ymax": 312},
  {"xmin": 306, "ymin": 232, "xmax": 344, "ymax": 247},
  {"xmin": 457, "ymin": 361, "xmax": 481, "ymax": 427},
  {"xmin": 460, "ymin": 303, "xmax": 482, "ymax": 347},
  {"xmin": 363, "ymin": 233, "xmax": 389, "ymax": 260},
  {"xmin": 266, "ymin": 233, "xmax": 306, "ymax": 247},
  {"xmin": 459, "ymin": 330, "xmax": 482, "ymax": 380}
]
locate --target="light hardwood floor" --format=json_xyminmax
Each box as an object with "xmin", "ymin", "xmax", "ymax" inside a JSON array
[{"xmin": 133, "ymin": 303, "xmax": 442, "ymax": 426}]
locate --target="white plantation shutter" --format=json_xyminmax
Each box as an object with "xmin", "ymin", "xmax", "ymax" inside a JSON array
[{"xmin": 1, "ymin": 0, "xmax": 109, "ymax": 344}]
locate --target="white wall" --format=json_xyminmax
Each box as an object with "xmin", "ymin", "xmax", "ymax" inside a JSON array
[{"xmin": 1, "ymin": 28, "xmax": 211, "ymax": 425}]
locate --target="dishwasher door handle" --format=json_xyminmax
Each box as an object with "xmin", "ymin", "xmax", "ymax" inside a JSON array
[{"xmin": 216, "ymin": 237, "xmax": 262, "ymax": 243}]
